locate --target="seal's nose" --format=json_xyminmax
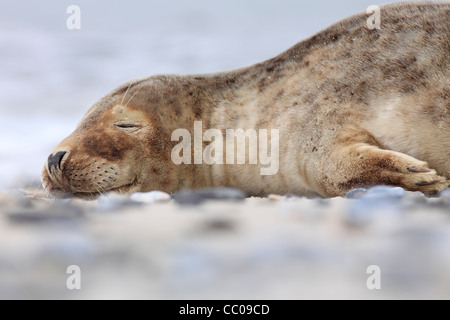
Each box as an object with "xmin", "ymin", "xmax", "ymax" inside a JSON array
[{"xmin": 47, "ymin": 151, "xmax": 67, "ymax": 174}]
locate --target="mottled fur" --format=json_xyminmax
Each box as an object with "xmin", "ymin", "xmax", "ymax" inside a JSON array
[{"xmin": 42, "ymin": 2, "xmax": 450, "ymax": 198}]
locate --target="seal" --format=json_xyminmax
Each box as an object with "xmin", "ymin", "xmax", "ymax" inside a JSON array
[{"xmin": 42, "ymin": 2, "xmax": 450, "ymax": 198}]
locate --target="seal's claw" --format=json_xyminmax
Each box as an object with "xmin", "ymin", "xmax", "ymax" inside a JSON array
[{"xmin": 407, "ymin": 167, "xmax": 432, "ymax": 173}]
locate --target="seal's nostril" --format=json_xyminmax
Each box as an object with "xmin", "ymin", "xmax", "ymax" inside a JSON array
[{"xmin": 48, "ymin": 151, "xmax": 67, "ymax": 174}]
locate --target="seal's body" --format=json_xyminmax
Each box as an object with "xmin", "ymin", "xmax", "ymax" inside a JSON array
[{"xmin": 42, "ymin": 3, "xmax": 450, "ymax": 198}]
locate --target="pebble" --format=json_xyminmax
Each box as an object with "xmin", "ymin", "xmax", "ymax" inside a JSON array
[
  {"xmin": 97, "ymin": 193, "xmax": 141, "ymax": 211},
  {"xmin": 130, "ymin": 191, "xmax": 171, "ymax": 203},
  {"xmin": 345, "ymin": 186, "xmax": 407, "ymax": 227},
  {"xmin": 268, "ymin": 194, "xmax": 283, "ymax": 201},
  {"xmin": 6, "ymin": 201, "xmax": 84, "ymax": 224},
  {"xmin": 360, "ymin": 186, "xmax": 407, "ymax": 199},
  {"xmin": 200, "ymin": 218, "xmax": 236, "ymax": 233},
  {"xmin": 439, "ymin": 189, "xmax": 450, "ymax": 199},
  {"xmin": 173, "ymin": 187, "xmax": 246, "ymax": 205},
  {"xmin": 437, "ymin": 189, "xmax": 450, "ymax": 206},
  {"xmin": 345, "ymin": 188, "xmax": 368, "ymax": 199}
]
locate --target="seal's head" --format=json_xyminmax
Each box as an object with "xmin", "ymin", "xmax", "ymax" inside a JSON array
[{"xmin": 42, "ymin": 80, "xmax": 174, "ymax": 199}]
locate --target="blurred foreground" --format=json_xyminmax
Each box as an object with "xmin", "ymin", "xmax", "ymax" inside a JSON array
[{"xmin": 1, "ymin": 186, "xmax": 449, "ymax": 299}]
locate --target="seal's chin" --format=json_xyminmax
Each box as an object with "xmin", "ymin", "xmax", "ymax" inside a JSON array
[
  {"xmin": 103, "ymin": 178, "xmax": 140, "ymax": 195},
  {"xmin": 71, "ymin": 179, "xmax": 140, "ymax": 199}
]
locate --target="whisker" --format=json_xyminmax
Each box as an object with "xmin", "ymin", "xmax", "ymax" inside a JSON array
[
  {"xmin": 36, "ymin": 179, "xmax": 46, "ymax": 197},
  {"xmin": 121, "ymin": 82, "xmax": 133, "ymax": 105},
  {"xmin": 125, "ymin": 86, "xmax": 143, "ymax": 108},
  {"xmin": 93, "ymin": 184, "xmax": 105, "ymax": 198}
]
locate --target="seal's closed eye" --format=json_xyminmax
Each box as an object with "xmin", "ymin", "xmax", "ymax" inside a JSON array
[
  {"xmin": 114, "ymin": 123, "xmax": 142, "ymax": 133},
  {"xmin": 115, "ymin": 124, "xmax": 139, "ymax": 129}
]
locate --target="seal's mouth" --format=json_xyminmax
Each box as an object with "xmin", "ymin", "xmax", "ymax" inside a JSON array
[
  {"xmin": 106, "ymin": 179, "xmax": 138, "ymax": 194},
  {"xmin": 43, "ymin": 177, "xmax": 139, "ymax": 200},
  {"xmin": 72, "ymin": 178, "xmax": 139, "ymax": 199}
]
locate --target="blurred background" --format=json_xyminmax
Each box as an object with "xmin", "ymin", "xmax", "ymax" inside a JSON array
[{"xmin": 0, "ymin": 0, "xmax": 397, "ymax": 189}]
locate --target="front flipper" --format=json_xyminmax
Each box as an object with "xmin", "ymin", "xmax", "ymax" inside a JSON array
[{"xmin": 320, "ymin": 128, "xmax": 449, "ymax": 196}]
